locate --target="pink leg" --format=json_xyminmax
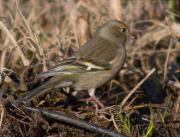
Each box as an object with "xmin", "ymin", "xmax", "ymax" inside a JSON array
[{"xmin": 87, "ymin": 89, "xmax": 104, "ymax": 109}]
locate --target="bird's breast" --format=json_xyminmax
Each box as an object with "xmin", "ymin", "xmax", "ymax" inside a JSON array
[
  {"xmin": 74, "ymin": 48, "xmax": 126, "ymax": 90},
  {"xmin": 110, "ymin": 47, "xmax": 126, "ymax": 74}
]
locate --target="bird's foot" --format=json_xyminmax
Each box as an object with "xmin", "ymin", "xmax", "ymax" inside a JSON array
[{"xmin": 87, "ymin": 96, "xmax": 104, "ymax": 109}]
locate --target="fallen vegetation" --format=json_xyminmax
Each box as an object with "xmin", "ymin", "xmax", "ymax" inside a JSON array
[{"xmin": 0, "ymin": 0, "xmax": 179, "ymax": 137}]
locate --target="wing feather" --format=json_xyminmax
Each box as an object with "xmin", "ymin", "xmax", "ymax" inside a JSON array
[{"xmin": 39, "ymin": 37, "xmax": 117, "ymax": 77}]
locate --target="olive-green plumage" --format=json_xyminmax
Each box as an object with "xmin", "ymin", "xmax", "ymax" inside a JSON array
[{"xmin": 17, "ymin": 20, "xmax": 128, "ymax": 103}]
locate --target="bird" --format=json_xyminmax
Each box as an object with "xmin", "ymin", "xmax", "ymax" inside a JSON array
[{"xmin": 15, "ymin": 20, "xmax": 129, "ymax": 106}]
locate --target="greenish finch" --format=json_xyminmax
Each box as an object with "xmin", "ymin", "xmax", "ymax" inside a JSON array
[{"xmin": 16, "ymin": 20, "xmax": 129, "ymax": 104}]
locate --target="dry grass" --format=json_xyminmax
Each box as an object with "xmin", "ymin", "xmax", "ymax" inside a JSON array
[{"xmin": 0, "ymin": 0, "xmax": 179, "ymax": 137}]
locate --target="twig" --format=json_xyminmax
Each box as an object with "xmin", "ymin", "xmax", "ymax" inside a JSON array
[
  {"xmin": 175, "ymin": 93, "xmax": 180, "ymax": 114},
  {"xmin": 23, "ymin": 106, "xmax": 126, "ymax": 137},
  {"xmin": 124, "ymin": 104, "xmax": 165, "ymax": 111},
  {"xmin": 0, "ymin": 20, "xmax": 30, "ymax": 66},
  {"xmin": 167, "ymin": 80, "xmax": 180, "ymax": 89},
  {"xmin": 120, "ymin": 68, "xmax": 156, "ymax": 109},
  {"xmin": 163, "ymin": 38, "xmax": 174, "ymax": 81},
  {"xmin": 0, "ymin": 105, "xmax": 4, "ymax": 129},
  {"xmin": 111, "ymin": 114, "xmax": 119, "ymax": 131},
  {"xmin": 129, "ymin": 48, "xmax": 177, "ymax": 56},
  {"xmin": 16, "ymin": 0, "xmax": 47, "ymax": 71}
]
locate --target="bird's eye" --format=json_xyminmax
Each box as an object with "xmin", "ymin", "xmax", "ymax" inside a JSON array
[{"xmin": 120, "ymin": 28, "xmax": 126, "ymax": 33}]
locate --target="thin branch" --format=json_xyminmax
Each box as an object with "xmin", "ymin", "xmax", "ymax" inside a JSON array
[
  {"xmin": 120, "ymin": 68, "xmax": 156, "ymax": 109},
  {"xmin": 163, "ymin": 38, "xmax": 174, "ymax": 81},
  {"xmin": 0, "ymin": 105, "xmax": 4, "ymax": 129},
  {"xmin": 0, "ymin": 20, "xmax": 30, "ymax": 66},
  {"xmin": 23, "ymin": 106, "xmax": 126, "ymax": 137}
]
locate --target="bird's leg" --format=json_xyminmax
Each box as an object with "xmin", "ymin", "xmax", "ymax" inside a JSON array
[{"xmin": 87, "ymin": 89, "xmax": 104, "ymax": 109}]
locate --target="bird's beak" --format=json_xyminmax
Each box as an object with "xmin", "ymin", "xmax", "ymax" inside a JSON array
[
  {"xmin": 129, "ymin": 32, "xmax": 137, "ymax": 39},
  {"xmin": 127, "ymin": 30, "xmax": 137, "ymax": 41}
]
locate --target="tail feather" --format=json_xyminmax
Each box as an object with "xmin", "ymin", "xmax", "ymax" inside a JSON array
[
  {"xmin": 16, "ymin": 84, "xmax": 52, "ymax": 104},
  {"xmin": 16, "ymin": 78, "xmax": 73, "ymax": 104}
]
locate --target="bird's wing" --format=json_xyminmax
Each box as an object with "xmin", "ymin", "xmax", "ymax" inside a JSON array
[
  {"xmin": 38, "ymin": 57, "xmax": 108, "ymax": 77},
  {"xmin": 75, "ymin": 37, "xmax": 118, "ymax": 67},
  {"xmin": 39, "ymin": 37, "xmax": 118, "ymax": 77}
]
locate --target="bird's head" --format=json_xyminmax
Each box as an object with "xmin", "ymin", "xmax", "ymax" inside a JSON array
[{"xmin": 96, "ymin": 20, "xmax": 129, "ymax": 44}]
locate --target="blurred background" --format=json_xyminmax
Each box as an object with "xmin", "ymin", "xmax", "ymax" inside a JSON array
[{"xmin": 0, "ymin": 0, "xmax": 179, "ymax": 137}]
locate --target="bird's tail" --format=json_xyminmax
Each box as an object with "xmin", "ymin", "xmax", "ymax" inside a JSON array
[
  {"xmin": 16, "ymin": 83, "xmax": 53, "ymax": 104},
  {"xmin": 15, "ymin": 77, "xmax": 72, "ymax": 104}
]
